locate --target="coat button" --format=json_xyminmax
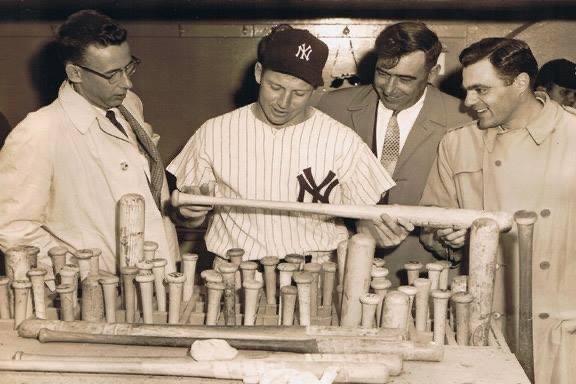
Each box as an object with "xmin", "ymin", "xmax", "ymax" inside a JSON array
[
  {"xmin": 120, "ymin": 162, "xmax": 129, "ymax": 171},
  {"xmin": 540, "ymin": 209, "xmax": 550, "ymax": 218},
  {"xmin": 539, "ymin": 261, "xmax": 550, "ymax": 270},
  {"xmin": 495, "ymin": 160, "xmax": 502, "ymax": 166},
  {"xmin": 538, "ymin": 313, "xmax": 549, "ymax": 319}
]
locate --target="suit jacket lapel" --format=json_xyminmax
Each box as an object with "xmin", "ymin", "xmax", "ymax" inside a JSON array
[
  {"xmin": 349, "ymin": 86, "xmax": 379, "ymax": 154},
  {"xmin": 395, "ymin": 86, "xmax": 444, "ymax": 173}
]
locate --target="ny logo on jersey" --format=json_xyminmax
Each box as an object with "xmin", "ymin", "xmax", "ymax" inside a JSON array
[
  {"xmin": 295, "ymin": 44, "xmax": 312, "ymax": 61},
  {"xmin": 297, "ymin": 167, "xmax": 339, "ymax": 203}
]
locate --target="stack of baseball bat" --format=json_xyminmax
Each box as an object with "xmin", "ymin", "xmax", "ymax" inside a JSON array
[{"xmin": 0, "ymin": 193, "xmax": 542, "ymax": 383}]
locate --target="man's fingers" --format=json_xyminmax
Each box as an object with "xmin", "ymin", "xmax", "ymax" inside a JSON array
[
  {"xmin": 377, "ymin": 214, "xmax": 404, "ymax": 237},
  {"xmin": 443, "ymin": 229, "xmax": 467, "ymax": 242},
  {"xmin": 179, "ymin": 206, "xmax": 211, "ymax": 219},
  {"xmin": 396, "ymin": 217, "xmax": 415, "ymax": 232}
]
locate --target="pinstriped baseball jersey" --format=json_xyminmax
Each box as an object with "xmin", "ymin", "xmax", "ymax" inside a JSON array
[{"xmin": 168, "ymin": 104, "xmax": 395, "ymax": 260}]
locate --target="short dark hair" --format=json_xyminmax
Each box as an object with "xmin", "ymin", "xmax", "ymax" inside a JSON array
[
  {"xmin": 57, "ymin": 9, "xmax": 127, "ymax": 64},
  {"xmin": 374, "ymin": 22, "xmax": 442, "ymax": 70},
  {"xmin": 535, "ymin": 58, "xmax": 576, "ymax": 90},
  {"xmin": 459, "ymin": 38, "xmax": 538, "ymax": 86}
]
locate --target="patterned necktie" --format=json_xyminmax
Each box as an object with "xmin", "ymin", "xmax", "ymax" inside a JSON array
[
  {"xmin": 380, "ymin": 111, "xmax": 400, "ymax": 175},
  {"xmin": 111, "ymin": 106, "xmax": 164, "ymax": 212}
]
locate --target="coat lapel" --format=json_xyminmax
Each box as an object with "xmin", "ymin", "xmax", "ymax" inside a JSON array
[
  {"xmin": 395, "ymin": 86, "xmax": 444, "ymax": 173},
  {"xmin": 348, "ymin": 86, "xmax": 379, "ymax": 153}
]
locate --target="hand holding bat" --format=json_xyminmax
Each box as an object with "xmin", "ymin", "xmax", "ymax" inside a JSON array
[
  {"xmin": 176, "ymin": 182, "xmax": 215, "ymax": 227},
  {"xmin": 357, "ymin": 215, "xmax": 414, "ymax": 248}
]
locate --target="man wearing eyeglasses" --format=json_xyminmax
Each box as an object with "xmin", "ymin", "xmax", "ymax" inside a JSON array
[{"xmin": 0, "ymin": 10, "xmax": 179, "ymax": 277}]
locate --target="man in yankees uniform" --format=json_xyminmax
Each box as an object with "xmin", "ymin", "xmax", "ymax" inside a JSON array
[{"xmin": 168, "ymin": 25, "xmax": 413, "ymax": 262}]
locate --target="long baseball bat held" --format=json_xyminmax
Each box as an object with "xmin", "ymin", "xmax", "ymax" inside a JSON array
[{"xmin": 171, "ymin": 191, "xmax": 513, "ymax": 231}]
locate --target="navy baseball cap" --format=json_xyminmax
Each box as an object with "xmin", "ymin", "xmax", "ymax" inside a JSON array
[{"xmin": 259, "ymin": 26, "xmax": 329, "ymax": 88}]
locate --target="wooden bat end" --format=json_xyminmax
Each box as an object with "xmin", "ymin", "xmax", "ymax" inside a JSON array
[{"xmin": 513, "ymin": 210, "xmax": 538, "ymax": 225}]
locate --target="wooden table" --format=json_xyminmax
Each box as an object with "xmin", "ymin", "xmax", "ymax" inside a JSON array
[{"xmin": 0, "ymin": 320, "xmax": 529, "ymax": 384}]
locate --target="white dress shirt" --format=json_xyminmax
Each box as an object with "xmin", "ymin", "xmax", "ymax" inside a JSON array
[{"xmin": 375, "ymin": 88, "xmax": 427, "ymax": 158}]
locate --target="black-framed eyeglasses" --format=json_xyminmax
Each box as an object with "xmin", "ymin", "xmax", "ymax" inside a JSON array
[{"xmin": 76, "ymin": 56, "xmax": 141, "ymax": 84}]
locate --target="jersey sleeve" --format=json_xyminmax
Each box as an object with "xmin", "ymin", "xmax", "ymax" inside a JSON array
[
  {"xmin": 166, "ymin": 122, "xmax": 216, "ymax": 190},
  {"xmin": 338, "ymin": 130, "xmax": 395, "ymax": 205}
]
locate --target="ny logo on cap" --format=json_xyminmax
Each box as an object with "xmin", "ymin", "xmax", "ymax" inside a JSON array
[{"xmin": 295, "ymin": 43, "xmax": 312, "ymax": 61}]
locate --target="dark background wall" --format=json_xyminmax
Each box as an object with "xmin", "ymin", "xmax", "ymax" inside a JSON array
[{"xmin": 1, "ymin": 1, "xmax": 576, "ymax": 162}]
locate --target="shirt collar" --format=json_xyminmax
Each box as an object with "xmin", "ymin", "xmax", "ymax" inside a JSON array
[
  {"xmin": 483, "ymin": 92, "xmax": 557, "ymax": 152},
  {"xmin": 526, "ymin": 92, "xmax": 557, "ymax": 145},
  {"xmin": 379, "ymin": 88, "xmax": 427, "ymax": 117}
]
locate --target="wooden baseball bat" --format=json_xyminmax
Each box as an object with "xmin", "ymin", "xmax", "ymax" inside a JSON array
[
  {"xmin": 218, "ymin": 262, "xmax": 238, "ymax": 326},
  {"xmin": 135, "ymin": 273, "xmax": 155, "ymax": 324},
  {"xmin": 293, "ymin": 271, "xmax": 313, "ymax": 326},
  {"xmin": 143, "ymin": 241, "xmax": 158, "ymax": 262},
  {"xmin": 381, "ymin": 291, "xmax": 410, "ymax": 330},
  {"xmin": 514, "ymin": 210, "xmax": 538, "ymax": 383},
  {"xmin": 397, "ymin": 285, "xmax": 417, "ymax": 331},
  {"xmin": 151, "ymin": 258, "xmax": 168, "ymax": 312},
  {"xmin": 205, "ymin": 281, "xmax": 224, "ymax": 326},
  {"xmin": 181, "ymin": 253, "xmax": 198, "ymax": 304},
  {"xmin": 120, "ymin": 267, "xmax": 138, "ymax": 323},
  {"xmin": 166, "ymin": 272, "xmax": 186, "ymax": 324},
  {"xmin": 321, "ymin": 262, "xmax": 337, "ymax": 309},
  {"xmin": 303, "ymin": 263, "xmax": 321, "ymax": 319},
  {"xmin": 0, "ymin": 358, "xmax": 390, "ymax": 383},
  {"xmin": 243, "ymin": 279, "xmax": 263, "ymax": 326},
  {"xmin": 280, "ymin": 285, "xmax": 298, "ymax": 326},
  {"xmin": 74, "ymin": 249, "xmax": 93, "ymax": 282},
  {"xmin": 55, "ymin": 284, "xmax": 75, "ymax": 321},
  {"xmin": 11, "ymin": 280, "xmax": 31, "ymax": 330},
  {"xmin": 431, "ymin": 290, "xmax": 452, "ymax": 345},
  {"xmin": 451, "ymin": 292, "xmax": 473, "ymax": 346},
  {"xmin": 426, "ymin": 262, "xmax": 443, "ymax": 291},
  {"xmin": 99, "ymin": 275, "xmax": 119, "ymax": 323},
  {"xmin": 413, "ymin": 278, "xmax": 431, "ymax": 332},
  {"xmin": 117, "ymin": 193, "xmax": 145, "ymax": 268},
  {"xmin": 341, "ymin": 233, "xmax": 375, "ymax": 327},
  {"xmin": 226, "ymin": 249, "xmax": 244, "ymax": 310},
  {"xmin": 81, "ymin": 274, "xmax": 104, "ymax": 322},
  {"xmin": 59, "ymin": 265, "xmax": 79, "ymax": 312},
  {"xmin": 172, "ymin": 191, "xmax": 513, "ymax": 231},
  {"xmin": 360, "ymin": 293, "xmax": 380, "ymax": 328},
  {"xmin": 12, "ymin": 351, "xmax": 403, "ymax": 376},
  {"xmin": 261, "ymin": 256, "xmax": 279, "ymax": 306},
  {"xmin": 468, "ymin": 218, "xmax": 499, "ymax": 346},
  {"xmin": 31, "ymin": 326, "xmax": 442, "ymax": 361},
  {"xmin": 0, "ymin": 277, "xmax": 10, "ymax": 319},
  {"xmin": 437, "ymin": 261, "xmax": 451, "ymax": 291},
  {"xmin": 48, "ymin": 246, "xmax": 68, "ymax": 281},
  {"xmin": 371, "ymin": 279, "xmax": 391, "ymax": 327},
  {"xmin": 27, "ymin": 268, "xmax": 47, "ymax": 320}
]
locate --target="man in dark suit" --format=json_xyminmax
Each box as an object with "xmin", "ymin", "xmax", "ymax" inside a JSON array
[{"xmin": 316, "ymin": 21, "xmax": 471, "ymax": 285}]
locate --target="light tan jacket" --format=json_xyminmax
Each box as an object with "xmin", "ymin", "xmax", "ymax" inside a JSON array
[
  {"xmin": 421, "ymin": 94, "xmax": 576, "ymax": 384},
  {"xmin": 0, "ymin": 81, "xmax": 178, "ymax": 275}
]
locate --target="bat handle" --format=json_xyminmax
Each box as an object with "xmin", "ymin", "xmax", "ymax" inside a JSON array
[{"xmin": 514, "ymin": 210, "xmax": 537, "ymax": 382}]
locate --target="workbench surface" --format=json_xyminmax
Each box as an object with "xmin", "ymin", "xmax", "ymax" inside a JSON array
[{"xmin": 0, "ymin": 320, "xmax": 530, "ymax": 384}]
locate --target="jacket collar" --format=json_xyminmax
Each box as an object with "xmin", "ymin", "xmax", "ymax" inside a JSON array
[
  {"xmin": 483, "ymin": 92, "xmax": 556, "ymax": 152},
  {"xmin": 346, "ymin": 85, "xmax": 377, "ymax": 111},
  {"xmin": 58, "ymin": 81, "xmax": 100, "ymax": 134},
  {"xmin": 57, "ymin": 81, "xmax": 128, "ymax": 141}
]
